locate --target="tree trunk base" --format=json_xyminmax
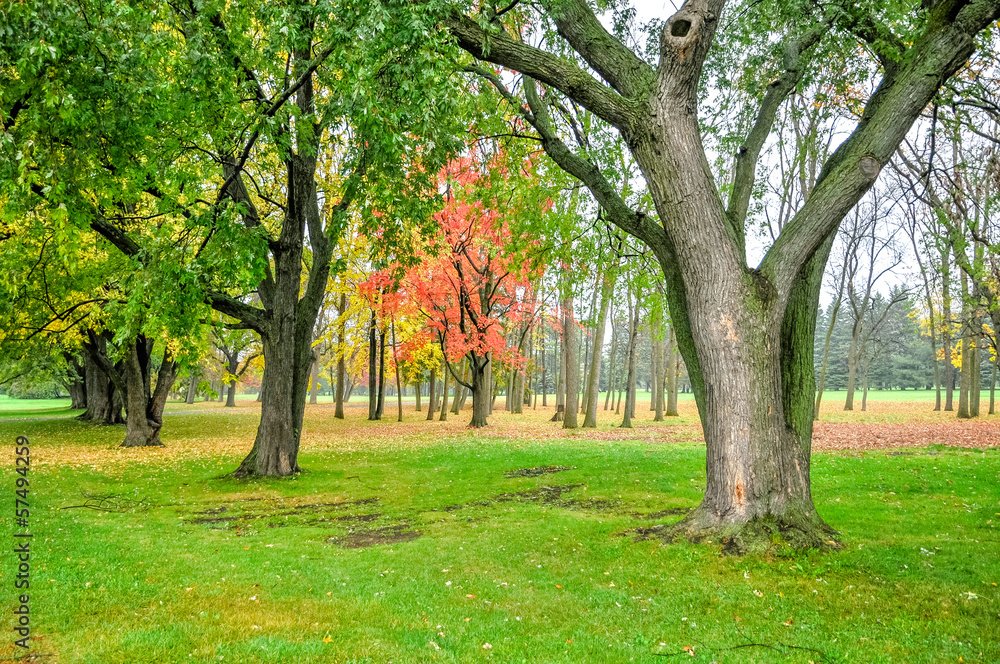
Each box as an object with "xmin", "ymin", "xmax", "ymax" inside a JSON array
[
  {"xmin": 120, "ymin": 429, "xmax": 164, "ymax": 447},
  {"xmin": 640, "ymin": 507, "xmax": 840, "ymax": 555},
  {"xmin": 231, "ymin": 448, "xmax": 303, "ymax": 479},
  {"xmin": 550, "ymin": 405, "xmax": 564, "ymax": 422}
]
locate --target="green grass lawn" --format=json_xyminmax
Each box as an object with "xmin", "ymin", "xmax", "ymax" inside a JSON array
[
  {"xmin": 0, "ymin": 395, "xmax": 81, "ymax": 420},
  {"xmin": 1, "ymin": 408, "xmax": 997, "ymax": 663}
]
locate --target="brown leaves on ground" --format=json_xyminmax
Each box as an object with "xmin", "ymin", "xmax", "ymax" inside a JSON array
[{"xmin": 812, "ymin": 420, "xmax": 1000, "ymax": 451}]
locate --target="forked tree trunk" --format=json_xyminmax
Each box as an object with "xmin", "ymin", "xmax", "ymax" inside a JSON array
[
  {"xmin": 444, "ymin": 0, "xmax": 995, "ymax": 551},
  {"xmin": 120, "ymin": 338, "xmax": 177, "ymax": 448},
  {"xmin": 79, "ymin": 334, "xmax": 122, "ymax": 425},
  {"xmin": 392, "ymin": 322, "xmax": 403, "ymax": 422},
  {"xmin": 231, "ymin": 143, "xmax": 337, "ymax": 476}
]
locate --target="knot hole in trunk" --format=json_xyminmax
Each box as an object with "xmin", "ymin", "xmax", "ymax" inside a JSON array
[{"xmin": 670, "ymin": 19, "xmax": 692, "ymax": 37}]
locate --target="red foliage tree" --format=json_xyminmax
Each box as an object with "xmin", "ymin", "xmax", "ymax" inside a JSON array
[{"xmin": 406, "ymin": 157, "xmax": 542, "ymax": 427}]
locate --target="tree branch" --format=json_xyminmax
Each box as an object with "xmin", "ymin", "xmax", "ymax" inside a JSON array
[{"xmin": 445, "ymin": 12, "xmax": 636, "ymax": 132}]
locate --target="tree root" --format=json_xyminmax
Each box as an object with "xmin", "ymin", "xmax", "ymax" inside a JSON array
[{"xmin": 636, "ymin": 508, "xmax": 840, "ymax": 555}]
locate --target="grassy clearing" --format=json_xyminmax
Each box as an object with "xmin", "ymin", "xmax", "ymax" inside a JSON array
[{"xmin": 1, "ymin": 400, "xmax": 998, "ymax": 664}]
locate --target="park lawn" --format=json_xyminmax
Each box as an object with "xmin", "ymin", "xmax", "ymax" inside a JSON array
[
  {"xmin": 0, "ymin": 402, "xmax": 998, "ymax": 664},
  {"xmin": 0, "ymin": 395, "xmax": 81, "ymax": 420}
]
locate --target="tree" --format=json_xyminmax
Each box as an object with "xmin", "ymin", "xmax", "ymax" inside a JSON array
[
  {"xmin": 407, "ymin": 157, "xmax": 544, "ymax": 427},
  {"xmin": 447, "ymin": 0, "xmax": 1000, "ymax": 549},
  {"xmin": 3, "ymin": 0, "xmax": 461, "ymax": 474}
]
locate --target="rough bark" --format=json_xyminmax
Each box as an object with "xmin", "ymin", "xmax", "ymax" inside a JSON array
[
  {"xmin": 468, "ymin": 354, "xmax": 490, "ymax": 427},
  {"xmin": 79, "ymin": 332, "xmax": 123, "ymax": 425},
  {"xmin": 447, "ymin": 0, "xmax": 1000, "ymax": 549},
  {"xmin": 102, "ymin": 336, "xmax": 179, "ymax": 448}
]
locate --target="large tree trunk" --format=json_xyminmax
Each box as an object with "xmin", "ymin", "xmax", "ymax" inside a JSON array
[
  {"xmin": 232, "ymin": 131, "xmax": 335, "ymax": 476},
  {"xmin": 122, "ymin": 337, "xmax": 177, "ymax": 448},
  {"xmin": 78, "ymin": 332, "xmax": 122, "ymax": 425},
  {"xmin": 468, "ymin": 354, "xmax": 490, "ymax": 427},
  {"xmin": 563, "ymin": 297, "xmax": 580, "ymax": 428},
  {"xmin": 443, "ymin": 0, "xmax": 996, "ymax": 551}
]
